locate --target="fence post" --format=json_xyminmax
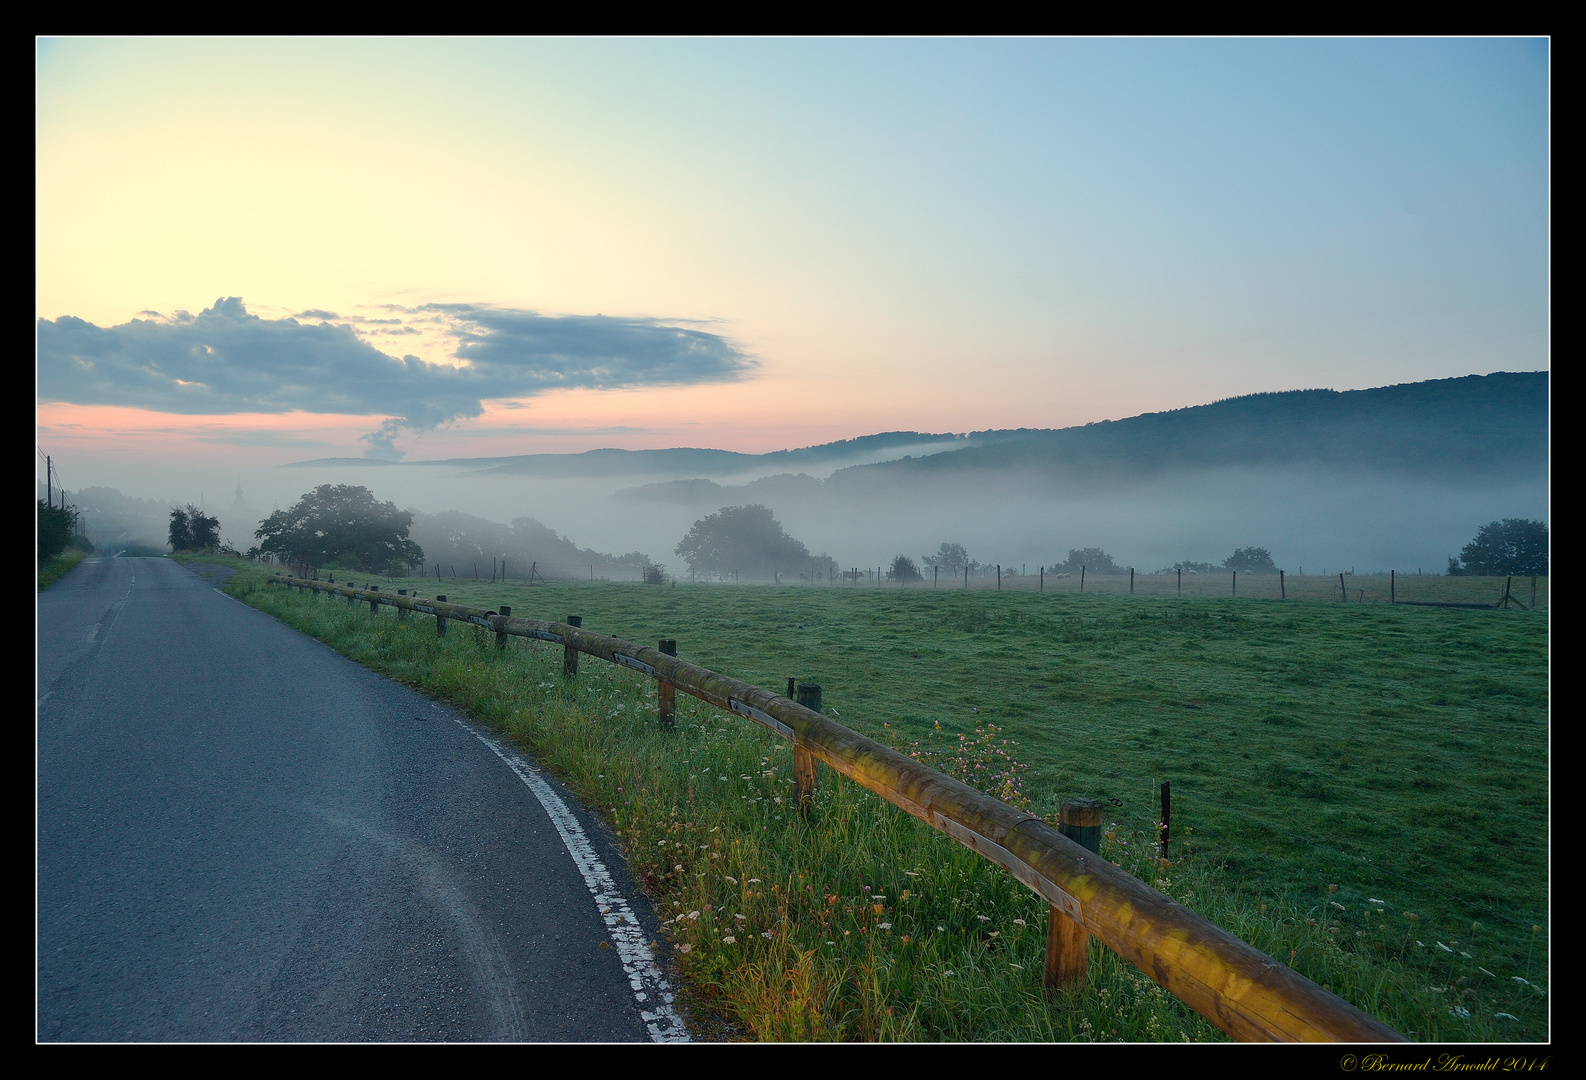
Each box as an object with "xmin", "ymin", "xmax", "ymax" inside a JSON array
[
  {"xmin": 496, "ymin": 605, "xmax": 512, "ymax": 650},
  {"xmin": 1040, "ymin": 567, "xmax": 1044, "ymax": 592},
  {"xmin": 347, "ymin": 583, "xmax": 356, "ymax": 608},
  {"xmin": 657, "ymin": 639, "xmax": 677, "ymax": 728},
  {"xmin": 1339, "ymin": 573, "xmax": 1347, "ymax": 601},
  {"xmin": 1178, "ymin": 567, "xmax": 1182, "ymax": 596},
  {"xmin": 1047, "ymin": 796, "xmax": 1106, "ymax": 989},
  {"xmin": 369, "ymin": 585, "xmax": 380, "ymax": 614},
  {"xmin": 1280, "ymin": 570, "xmax": 1285, "ymax": 600},
  {"xmin": 436, "ymin": 595, "xmax": 448, "ymax": 636},
  {"xmin": 1080, "ymin": 566, "xmax": 1085, "ymax": 593},
  {"xmin": 1130, "ymin": 567, "xmax": 1134, "ymax": 595},
  {"xmin": 997, "ymin": 565, "xmax": 1001, "ymax": 590},
  {"xmin": 794, "ymin": 684, "xmax": 822, "ymax": 811},
  {"xmin": 1232, "ymin": 570, "xmax": 1237, "ymax": 598},
  {"xmin": 1159, "ymin": 781, "xmax": 1172, "ymax": 860},
  {"xmin": 563, "ymin": 615, "xmax": 582, "ymax": 678}
]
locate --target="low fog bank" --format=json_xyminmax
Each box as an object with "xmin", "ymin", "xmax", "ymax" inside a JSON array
[{"xmin": 61, "ymin": 454, "xmax": 1545, "ymax": 579}]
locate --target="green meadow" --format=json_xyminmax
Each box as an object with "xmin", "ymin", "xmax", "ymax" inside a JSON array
[{"xmin": 222, "ymin": 559, "xmax": 1550, "ymax": 1042}]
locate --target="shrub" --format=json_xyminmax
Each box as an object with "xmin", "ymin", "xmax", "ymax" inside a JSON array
[{"xmin": 38, "ymin": 500, "xmax": 76, "ymax": 563}]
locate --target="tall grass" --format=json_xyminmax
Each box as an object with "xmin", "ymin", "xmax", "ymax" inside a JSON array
[
  {"xmin": 38, "ymin": 548, "xmax": 88, "ymax": 591},
  {"xmin": 226, "ymin": 564, "xmax": 1547, "ymax": 1041}
]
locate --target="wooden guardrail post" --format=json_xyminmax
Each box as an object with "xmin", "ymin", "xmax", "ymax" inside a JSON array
[
  {"xmin": 496, "ymin": 605, "xmax": 512, "ymax": 649},
  {"xmin": 657, "ymin": 639, "xmax": 677, "ymax": 727},
  {"xmin": 564, "ymin": 615, "xmax": 582, "ymax": 678},
  {"xmin": 397, "ymin": 588, "xmax": 408, "ymax": 619},
  {"xmin": 347, "ymin": 583, "xmax": 356, "ymax": 608},
  {"xmin": 1047, "ymin": 797, "xmax": 1106, "ymax": 990},
  {"xmin": 435, "ymin": 596, "xmax": 447, "ymax": 636},
  {"xmin": 794, "ymin": 683, "xmax": 822, "ymax": 810},
  {"xmin": 368, "ymin": 585, "xmax": 380, "ymax": 613}
]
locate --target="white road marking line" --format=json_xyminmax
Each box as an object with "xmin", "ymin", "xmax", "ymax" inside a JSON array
[{"xmin": 461, "ymin": 721, "xmax": 691, "ymax": 1043}]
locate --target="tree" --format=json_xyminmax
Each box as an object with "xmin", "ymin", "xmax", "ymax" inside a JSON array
[
  {"xmin": 921, "ymin": 542, "xmax": 970, "ymax": 576},
  {"xmin": 887, "ymin": 555, "xmax": 923, "ymax": 583},
  {"xmin": 168, "ymin": 504, "xmax": 220, "ymax": 552},
  {"xmin": 253, "ymin": 484, "xmax": 423, "ymax": 572},
  {"xmin": 38, "ymin": 500, "xmax": 76, "ymax": 563},
  {"xmin": 1223, "ymin": 546, "xmax": 1278, "ymax": 574},
  {"xmin": 1054, "ymin": 547, "xmax": 1120, "ymax": 575},
  {"xmin": 1448, "ymin": 519, "xmax": 1548, "ymax": 576},
  {"xmin": 674, "ymin": 504, "xmax": 812, "ymax": 579}
]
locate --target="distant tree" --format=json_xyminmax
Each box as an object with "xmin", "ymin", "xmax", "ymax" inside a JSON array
[
  {"xmin": 674, "ymin": 504, "xmax": 813, "ymax": 579},
  {"xmin": 38, "ymin": 500, "xmax": 77, "ymax": 563},
  {"xmin": 922, "ymin": 542, "xmax": 970, "ymax": 575},
  {"xmin": 1448, "ymin": 519, "xmax": 1548, "ymax": 576},
  {"xmin": 254, "ymin": 484, "xmax": 423, "ymax": 572},
  {"xmin": 168, "ymin": 504, "xmax": 220, "ymax": 552},
  {"xmin": 642, "ymin": 562, "xmax": 668, "ymax": 585},
  {"xmin": 1160, "ymin": 560, "xmax": 1219, "ymax": 574},
  {"xmin": 1223, "ymin": 546, "xmax": 1278, "ymax": 574},
  {"xmin": 1054, "ymin": 547, "xmax": 1121, "ymax": 575},
  {"xmin": 887, "ymin": 555, "xmax": 923, "ymax": 584}
]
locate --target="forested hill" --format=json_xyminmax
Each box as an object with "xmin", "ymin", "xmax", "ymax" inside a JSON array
[
  {"xmin": 827, "ymin": 371, "xmax": 1547, "ymax": 488},
  {"xmin": 290, "ymin": 430, "xmax": 975, "ymax": 477}
]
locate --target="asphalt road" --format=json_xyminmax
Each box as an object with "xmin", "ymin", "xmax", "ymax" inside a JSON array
[{"xmin": 37, "ymin": 556, "xmax": 684, "ymax": 1042}]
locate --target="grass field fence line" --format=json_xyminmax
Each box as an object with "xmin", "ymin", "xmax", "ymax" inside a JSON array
[{"xmin": 269, "ymin": 572, "xmax": 1407, "ymax": 1043}]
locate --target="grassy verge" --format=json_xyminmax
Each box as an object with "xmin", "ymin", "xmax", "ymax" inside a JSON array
[
  {"xmin": 224, "ymin": 561, "xmax": 1549, "ymax": 1041},
  {"xmin": 38, "ymin": 549, "xmax": 88, "ymax": 591}
]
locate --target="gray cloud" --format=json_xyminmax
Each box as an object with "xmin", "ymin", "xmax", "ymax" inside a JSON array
[{"xmin": 38, "ymin": 297, "xmax": 753, "ymax": 458}]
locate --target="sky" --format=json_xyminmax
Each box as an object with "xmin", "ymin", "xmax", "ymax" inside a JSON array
[{"xmin": 37, "ymin": 37, "xmax": 1548, "ymax": 489}]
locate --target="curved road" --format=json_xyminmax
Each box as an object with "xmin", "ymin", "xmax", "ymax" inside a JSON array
[{"xmin": 37, "ymin": 556, "xmax": 686, "ymax": 1042}]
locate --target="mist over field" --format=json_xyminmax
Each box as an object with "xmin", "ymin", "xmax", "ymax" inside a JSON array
[{"xmin": 61, "ymin": 372, "xmax": 1547, "ymax": 578}]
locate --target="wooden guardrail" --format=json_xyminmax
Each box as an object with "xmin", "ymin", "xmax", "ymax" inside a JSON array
[{"xmin": 269, "ymin": 573, "xmax": 1406, "ymax": 1043}]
